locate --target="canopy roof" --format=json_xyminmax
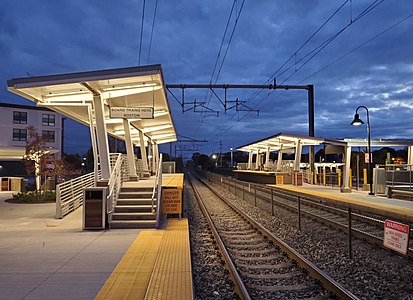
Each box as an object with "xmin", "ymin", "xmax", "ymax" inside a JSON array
[
  {"xmin": 237, "ymin": 132, "xmax": 346, "ymax": 152},
  {"xmin": 7, "ymin": 65, "xmax": 177, "ymax": 145},
  {"xmin": 343, "ymin": 138, "xmax": 413, "ymax": 147}
]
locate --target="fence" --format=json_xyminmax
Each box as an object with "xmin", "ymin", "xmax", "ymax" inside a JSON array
[
  {"xmin": 56, "ymin": 171, "xmax": 98, "ymax": 219},
  {"xmin": 56, "ymin": 153, "xmax": 127, "ymax": 219},
  {"xmin": 198, "ymin": 170, "xmax": 412, "ymax": 259}
]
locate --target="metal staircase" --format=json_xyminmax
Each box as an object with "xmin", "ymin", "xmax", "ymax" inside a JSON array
[{"xmin": 110, "ymin": 185, "xmax": 157, "ymax": 229}]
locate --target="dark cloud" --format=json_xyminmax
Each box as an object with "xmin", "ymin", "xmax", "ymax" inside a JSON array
[{"xmin": 1, "ymin": 0, "xmax": 413, "ymax": 156}]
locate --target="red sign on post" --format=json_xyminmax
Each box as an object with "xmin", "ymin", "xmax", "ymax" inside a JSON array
[
  {"xmin": 365, "ymin": 152, "xmax": 372, "ymax": 163},
  {"xmin": 383, "ymin": 220, "xmax": 410, "ymax": 255}
]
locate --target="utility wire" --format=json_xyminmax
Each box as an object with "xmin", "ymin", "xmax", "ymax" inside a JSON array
[
  {"xmin": 213, "ymin": 0, "xmax": 246, "ymax": 84},
  {"xmin": 246, "ymin": 0, "xmax": 384, "ymax": 110},
  {"xmin": 196, "ymin": 0, "xmax": 236, "ymax": 132},
  {"xmin": 245, "ymin": 0, "xmax": 349, "ymax": 103},
  {"xmin": 300, "ymin": 11, "xmax": 413, "ymax": 83},
  {"xmin": 194, "ymin": 0, "xmax": 245, "ymax": 137},
  {"xmin": 147, "ymin": 0, "xmax": 159, "ymax": 64},
  {"xmin": 246, "ymin": 0, "xmax": 383, "ymax": 107},
  {"xmin": 138, "ymin": 0, "xmax": 146, "ymax": 66},
  {"xmin": 205, "ymin": 0, "xmax": 387, "ymax": 145},
  {"xmin": 209, "ymin": 1, "xmax": 237, "ymax": 85}
]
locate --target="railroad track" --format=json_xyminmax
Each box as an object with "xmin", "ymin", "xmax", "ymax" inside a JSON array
[
  {"xmin": 187, "ymin": 172, "xmax": 359, "ymax": 300},
  {"xmin": 206, "ymin": 172, "xmax": 413, "ymax": 258}
]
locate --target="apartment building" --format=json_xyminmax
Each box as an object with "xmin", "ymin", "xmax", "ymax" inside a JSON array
[{"xmin": 0, "ymin": 103, "xmax": 63, "ymax": 177}]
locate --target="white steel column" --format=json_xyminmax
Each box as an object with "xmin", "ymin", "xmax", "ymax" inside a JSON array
[
  {"xmin": 151, "ymin": 141, "xmax": 156, "ymax": 174},
  {"xmin": 148, "ymin": 141, "xmax": 153, "ymax": 173},
  {"xmin": 154, "ymin": 142, "xmax": 159, "ymax": 172},
  {"xmin": 276, "ymin": 145, "xmax": 283, "ymax": 171},
  {"xmin": 341, "ymin": 145, "xmax": 352, "ymax": 192},
  {"xmin": 87, "ymin": 105, "xmax": 99, "ymax": 181},
  {"xmin": 408, "ymin": 146, "xmax": 413, "ymax": 169},
  {"xmin": 92, "ymin": 95, "xmax": 111, "ymax": 180},
  {"xmin": 248, "ymin": 151, "xmax": 253, "ymax": 170},
  {"xmin": 256, "ymin": 150, "xmax": 260, "ymax": 169},
  {"xmin": 294, "ymin": 140, "xmax": 302, "ymax": 171},
  {"xmin": 123, "ymin": 119, "xmax": 138, "ymax": 180},
  {"xmin": 265, "ymin": 147, "xmax": 270, "ymax": 166},
  {"xmin": 138, "ymin": 130, "xmax": 149, "ymax": 171}
]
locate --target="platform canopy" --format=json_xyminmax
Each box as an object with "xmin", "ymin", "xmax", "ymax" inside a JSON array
[
  {"xmin": 237, "ymin": 132, "xmax": 346, "ymax": 153},
  {"xmin": 7, "ymin": 65, "xmax": 177, "ymax": 145},
  {"xmin": 343, "ymin": 138, "xmax": 413, "ymax": 147}
]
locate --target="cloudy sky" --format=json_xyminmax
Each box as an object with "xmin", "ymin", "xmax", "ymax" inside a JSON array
[{"xmin": 1, "ymin": 0, "xmax": 413, "ymax": 158}]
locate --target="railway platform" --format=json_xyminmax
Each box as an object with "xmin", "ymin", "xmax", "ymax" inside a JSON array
[
  {"xmin": 96, "ymin": 218, "xmax": 193, "ymax": 300},
  {"xmin": 270, "ymin": 183, "xmax": 413, "ymax": 221},
  {"xmin": 0, "ymin": 189, "xmax": 193, "ymax": 300}
]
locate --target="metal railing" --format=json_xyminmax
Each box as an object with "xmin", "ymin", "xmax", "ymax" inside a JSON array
[
  {"xmin": 106, "ymin": 154, "xmax": 125, "ymax": 224},
  {"xmin": 56, "ymin": 171, "xmax": 98, "ymax": 219},
  {"xmin": 155, "ymin": 153, "xmax": 164, "ymax": 228},
  {"xmin": 56, "ymin": 153, "xmax": 125, "ymax": 219}
]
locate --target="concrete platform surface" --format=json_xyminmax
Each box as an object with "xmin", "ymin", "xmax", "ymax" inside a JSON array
[
  {"xmin": 0, "ymin": 192, "xmax": 140, "ymax": 300},
  {"xmin": 271, "ymin": 184, "xmax": 413, "ymax": 221}
]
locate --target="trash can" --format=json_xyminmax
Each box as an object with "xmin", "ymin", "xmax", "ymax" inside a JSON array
[{"xmin": 83, "ymin": 187, "xmax": 107, "ymax": 230}]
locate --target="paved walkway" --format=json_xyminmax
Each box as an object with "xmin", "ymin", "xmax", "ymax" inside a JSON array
[{"xmin": 0, "ymin": 192, "xmax": 140, "ymax": 300}]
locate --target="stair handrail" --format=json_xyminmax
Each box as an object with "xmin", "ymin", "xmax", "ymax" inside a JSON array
[
  {"xmin": 106, "ymin": 153, "xmax": 124, "ymax": 223},
  {"xmin": 151, "ymin": 153, "xmax": 162, "ymax": 212},
  {"xmin": 153, "ymin": 154, "xmax": 163, "ymax": 228}
]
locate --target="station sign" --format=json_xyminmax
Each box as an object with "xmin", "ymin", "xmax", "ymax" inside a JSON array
[
  {"xmin": 383, "ymin": 219, "xmax": 409, "ymax": 255},
  {"xmin": 110, "ymin": 107, "xmax": 153, "ymax": 119}
]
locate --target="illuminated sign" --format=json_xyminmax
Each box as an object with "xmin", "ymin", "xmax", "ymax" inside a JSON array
[{"xmin": 110, "ymin": 107, "xmax": 153, "ymax": 119}]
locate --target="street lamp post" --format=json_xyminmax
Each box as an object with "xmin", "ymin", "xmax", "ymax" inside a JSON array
[
  {"xmin": 212, "ymin": 154, "xmax": 217, "ymax": 167},
  {"xmin": 351, "ymin": 105, "xmax": 374, "ymax": 195}
]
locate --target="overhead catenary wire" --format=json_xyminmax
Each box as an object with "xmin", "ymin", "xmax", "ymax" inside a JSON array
[
  {"xmin": 193, "ymin": 0, "xmax": 245, "ymax": 137},
  {"xmin": 147, "ymin": 0, "xmax": 159, "ymax": 64},
  {"xmin": 246, "ymin": 0, "xmax": 384, "ymax": 108},
  {"xmin": 214, "ymin": 5, "xmax": 409, "ymax": 144},
  {"xmin": 138, "ymin": 0, "xmax": 146, "ymax": 66},
  {"xmin": 204, "ymin": 0, "xmax": 387, "ymax": 146},
  {"xmin": 245, "ymin": 0, "xmax": 350, "ymax": 104},
  {"xmin": 195, "ymin": 0, "xmax": 237, "ymax": 133}
]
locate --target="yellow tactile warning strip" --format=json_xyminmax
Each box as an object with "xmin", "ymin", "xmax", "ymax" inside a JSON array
[
  {"xmin": 145, "ymin": 219, "xmax": 193, "ymax": 300},
  {"xmin": 95, "ymin": 219, "xmax": 193, "ymax": 300},
  {"xmin": 162, "ymin": 174, "xmax": 184, "ymax": 189},
  {"xmin": 95, "ymin": 230, "xmax": 164, "ymax": 300},
  {"xmin": 270, "ymin": 184, "xmax": 413, "ymax": 220}
]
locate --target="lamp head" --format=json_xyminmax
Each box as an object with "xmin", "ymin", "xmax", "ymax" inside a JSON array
[
  {"xmin": 212, "ymin": 154, "xmax": 217, "ymax": 159},
  {"xmin": 351, "ymin": 113, "xmax": 364, "ymax": 126}
]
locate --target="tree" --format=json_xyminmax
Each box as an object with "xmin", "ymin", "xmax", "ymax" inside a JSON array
[
  {"xmin": 23, "ymin": 126, "xmax": 49, "ymax": 192},
  {"xmin": 23, "ymin": 126, "xmax": 71, "ymax": 194}
]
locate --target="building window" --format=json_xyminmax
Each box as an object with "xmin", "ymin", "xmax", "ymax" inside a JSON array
[
  {"xmin": 13, "ymin": 111, "xmax": 27, "ymax": 124},
  {"xmin": 42, "ymin": 114, "xmax": 55, "ymax": 126},
  {"xmin": 13, "ymin": 128, "xmax": 27, "ymax": 141},
  {"xmin": 42, "ymin": 130, "xmax": 55, "ymax": 143}
]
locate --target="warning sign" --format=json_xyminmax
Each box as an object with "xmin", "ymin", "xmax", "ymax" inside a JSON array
[
  {"xmin": 383, "ymin": 220, "xmax": 410, "ymax": 255},
  {"xmin": 161, "ymin": 188, "xmax": 182, "ymax": 214}
]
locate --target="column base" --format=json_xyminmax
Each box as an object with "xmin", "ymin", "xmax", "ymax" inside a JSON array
[
  {"xmin": 362, "ymin": 184, "xmax": 370, "ymax": 191},
  {"xmin": 340, "ymin": 187, "xmax": 352, "ymax": 193},
  {"xmin": 129, "ymin": 175, "xmax": 139, "ymax": 181}
]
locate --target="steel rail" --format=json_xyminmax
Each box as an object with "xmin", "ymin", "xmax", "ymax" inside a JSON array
[
  {"xmin": 212, "ymin": 173, "xmax": 413, "ymax": 258},
  {"xmin": 187, "ymin": 173, "xmax": 252, "ymax": 300},
  {"xmin": 238, "ymin": 181, "xmax": 413, "ymax": 259},
  {"xmin": 192, "ymin": 171, "xmax": 360, "ymax": 300}
]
